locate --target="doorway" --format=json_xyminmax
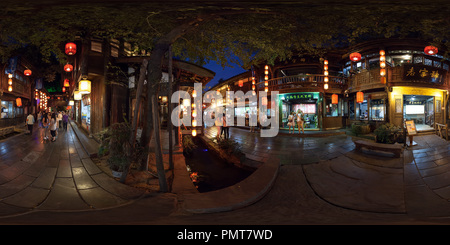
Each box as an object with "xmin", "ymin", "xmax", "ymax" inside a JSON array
[{"xmin": 403, "ymin": 95, "xmax": 434, "ymax": 131}]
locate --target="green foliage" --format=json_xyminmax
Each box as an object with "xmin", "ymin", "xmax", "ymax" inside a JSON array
[
  {"xmin": 374, "ymin": 123, "xmax": 401, "ymax": 144},
  {"xmin": 217, "ymin": 137, "xmax": 243, "ymax": 155},
  {"xmin": 351, "ymin": 123, "xmax": 370, "ymax": 136},
  {"xmin": 182, "ymin": 135, "xmax": 198, "ymax": 154},
  {"xmin": 97, "ymin": 122, "xmax": 132, "ymax": 172}
]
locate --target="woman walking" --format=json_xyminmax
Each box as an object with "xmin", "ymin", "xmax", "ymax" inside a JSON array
[
  {"xmin": 287, "ymin": 111, "xmax": 295, "ymax": 133},
  {"xmin": 297, "ymin": 110, "xmax": 304, "ymax": 134},
  {"xmin": 50, "ymin": 113, "xmax": 57, "ymax": 142}
]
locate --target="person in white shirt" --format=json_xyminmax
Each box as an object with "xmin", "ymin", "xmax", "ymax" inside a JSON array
[
  {"xmin": 26, "ymin": 113, "xmax": 35, "ymax": 135},
  {"xmin": 50, "ymin": 113, "xmax": 58, "ymax": 142},
  {"xmin": 57, "ymin": 111, "xmax": 63, "ymax": 130}
]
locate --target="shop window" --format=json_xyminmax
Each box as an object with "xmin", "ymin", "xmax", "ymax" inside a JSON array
[
  {"xmin": 1, "ymin": 101, "xmax": 15, "ymax": 119},
  {"xmin": 369, "ymin": 99, "xmax": 385, "ymax": 121},
  {"xmin": 325, "ymin": 98, "xmax": 340, "ymax": 117},
  {"xmin": 357, "ymin": 100, "xmax": 368, "ymax": 120}
]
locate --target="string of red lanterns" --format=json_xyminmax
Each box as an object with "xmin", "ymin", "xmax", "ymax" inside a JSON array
[{"xmin": 323, "ymin": 59, "xmax": 329, "ymax": 90}]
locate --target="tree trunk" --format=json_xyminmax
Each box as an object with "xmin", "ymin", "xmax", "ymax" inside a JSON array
[
  {"xmin": 168, "ymin": 46, "xmax": 174, "ymax": 170},
  {"xmin": 143, "ymin": 16, "xmax": 206, "ymax": 192},
  {"xmin": 119, "ymin": 59, "xmax": 148, "ymax": 183}
]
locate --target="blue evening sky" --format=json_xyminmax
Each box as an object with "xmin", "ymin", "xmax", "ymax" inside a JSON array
[{"xmin": 202, "ymin": 59, "xmax": 247, "ymax": 91}]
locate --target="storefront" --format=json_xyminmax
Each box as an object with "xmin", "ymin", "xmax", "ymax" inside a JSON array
[
  {"xmin": 278, "ymin": 92, "xmax": 320, "ymax": 129},
  {"xmin": 388, "ymin": 86, "xmax": 447, "ymax": 131},
  {"xmin": 81, "ymin": 94, "xmax": 91, "ymax": 131}
]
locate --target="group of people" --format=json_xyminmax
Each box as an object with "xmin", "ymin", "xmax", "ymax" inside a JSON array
[
  {"xmin": 27, "ymin": 110, "xmax": 69, "ymax": 142},
  {"xmin": 287, "ymin": 109, "xmax": 305, "ymax": 134}
]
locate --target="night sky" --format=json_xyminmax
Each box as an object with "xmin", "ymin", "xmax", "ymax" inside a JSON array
[{"xmin": 203, "ymin": 59, "xmax": 247, "ymax": 91}]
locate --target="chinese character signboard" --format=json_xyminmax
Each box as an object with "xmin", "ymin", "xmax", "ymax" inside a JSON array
[{"xmin": 403, "ymin": 64, "xmax": 446, "ymax": 83}]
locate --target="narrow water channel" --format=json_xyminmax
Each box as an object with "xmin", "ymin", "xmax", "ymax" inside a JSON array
[{"xmin": 184, "ymin": 137, "xmax": 254, "ymax": 193}]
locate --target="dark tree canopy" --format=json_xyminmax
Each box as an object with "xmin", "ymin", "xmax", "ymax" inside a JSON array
[{"xmin": 1, "ymin": 0, "xmax": 450, "ymax": 71}]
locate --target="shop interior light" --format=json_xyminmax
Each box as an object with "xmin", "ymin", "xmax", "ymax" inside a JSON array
[{"xmin": 73, "ymin": 90, "xmax": 82, "ymax": 100}]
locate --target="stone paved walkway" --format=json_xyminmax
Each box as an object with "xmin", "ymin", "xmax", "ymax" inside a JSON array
[{"xmin": 2, "ymin": 125, "xmax": 450, "ymax": 224}]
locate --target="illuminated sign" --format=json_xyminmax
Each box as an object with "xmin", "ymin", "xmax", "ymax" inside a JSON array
[{"xmin": 403, "ymin": 64, "xmax": 446, "ymax": 83}]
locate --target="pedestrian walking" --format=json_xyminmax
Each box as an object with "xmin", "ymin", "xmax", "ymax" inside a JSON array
[
  {"xmin": 287, "ymin": 111, "xmax": 295, "ymax": 133},
  {"xmin": 297, "ymin": 110, "xmax": 304, "ymax": 134},
  {"xmin": 62, "ymin": 111, "xmax": 69, "ymax": 131},
  {"xmin": 50, "ymin": 113, "xmax": 57, "ymax": 142},
  {"xmin": 26, "ymin": 113, "xmax": 35, "ymax": 135},
  {"xmin": 221, "ymin": 113, "xmax": 229, "ymax": 139},
  {"xmin": 250, "ymin": 110, "xmax": 256, "ymax": 132},
  {"xmin": 42, "ymin": 112, "xmax": 49, "ymax": 140},
  {"xmin": 57, "ymin": 111, "xmax": 63, "ymax": 130},
  {"xmin": 37, "ymin": 111, "xmax": 42, "ymax": 128}
]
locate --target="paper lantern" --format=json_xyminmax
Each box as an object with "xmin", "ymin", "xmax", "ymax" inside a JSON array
[
  {"xmin": 379, "ymin": 50, "xmax": 385, "ymax": 56},
  {"xmin": 349, "ymin": 52, "xmax": 361, "ymax": 62},
  {"xmin": 8, "ymin": 85, "xmax": 12, "ymax": 92},
  {"xmin": 331, "ymin": 94, "xmax": 338, "ymax": 104},
  {"xmin": 324, "ymin": 83, "xmax": 328, "ymax": 90},
  {"xmin": 69, "ymin": 100, "xmax": 74, "ymax": 106},
  {"xmin": 380, "ymin": 68, "xmax": 386, "ymax": 76},
  {"xmin": 78, "ymin": 79, "xmax": 91, "ymax": 94},
  {"xmin": 192, "ymin": 119, "xmax": 197, "ymax": 127},
  {"xmin": 356, "ymin": 92, "xmax": 364, "ymax": 103},
  {"xmin": 73, "ymin": 90, "xmax": 82, "ymax": 100},
  {"xmin": 424, "ymin": 46, "xmax": 438, "ymax": 55},
  {"xmin": 24, "ymin": 69, "xmax": 32, "ymax": 76},
  {"xmin": 192, "ymin": 90, "xmax": 197, "ymax": 98},
  {"xmin": 192, "ymin": 129, "xmax": 197, "ymax": 137},
  {"xmin": 16, "ymin": 98, "xmax": 22, "ymax": 107},
  {"xmin": 8, "ymin": 79, "xmax": 12, "ymax": 85},
  {"xmin": 65, "ymin": 42, "xmax": 77, "ymax": 55},
  {"xmin": 64, "ymin": 64, "xmax": 73, "ymax": 72},
  {"xmin": 64, "ymin": 79, "xmax": 70, "ymax": 87},
  {"xmin": 239, "ymin": 80, "xmax": 243, "ymax": 87},
  {"xmin": 62, "ymin": 87, "xmax": 66, "ymax": 92}
]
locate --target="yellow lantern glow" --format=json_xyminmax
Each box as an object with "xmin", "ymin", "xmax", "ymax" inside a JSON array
[
  {"xmin": 264, "ymin": 87, "xmax": 268, "ymax": 92},
  {"xmin": 78, "ymin": 79, "xmax": 91, "ymax": 94},
  {"xmin": 192, "ymin": 129, "xmax": 197, "ymax": 137},
  {"xmin": 8, "ymin": 79, "xmax": 12, "ymax": 85},
  {"xmin": 324, "ymin": 83, "xmax": 328, "ymax": 90},
  {"xmin": 192, "ymin": 119, "xmax": 197, "ymax": 127},
  {"xmin": 356, "ymin": 91, "xmax": 364, "ymax": 103},
  {"xmin": 8, "ymin": 85, "xmax": 12, "ymax": 92},
  {"xmin": 192, "ymin": 90, "xmax": 197, "ymax": 98},
  {"xmin": 380, "ymin": 69, "xmax": 386, "ymax": 76},
  {"xmin": 380, "ymin": 61, "xmax": 386, "ymax": 68},
  {"xmin": 74, "ymin": 90, "xmax": 82, "ymax": 100},
  {"xmin": 69, "ymin": 100, "xmax": 74, "ymax": 106}
]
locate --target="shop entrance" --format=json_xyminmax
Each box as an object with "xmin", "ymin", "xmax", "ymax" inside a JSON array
[
  {"xmin": 279, "ymin": 92, "xmax": 321, "ymax": 130},
  {"xmin": 403, "ymin": 95, "xmax": 434, "ymax": 131}
]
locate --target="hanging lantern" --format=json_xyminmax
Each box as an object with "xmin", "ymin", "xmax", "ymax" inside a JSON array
[
  {"xmin": 324, "ymin": 59, "xmax": 328, "ymax": 65},
  {"xmin": 264, "ymin": 87, "xmax": 268, "ymax": 92},
  {"xmin": 264, "ymin": 81, "xmax": 268, "ymax": 86},
  {"xmin": 380, "ymin": 68, "xmax": 386, "ymax": 76},
  {"xmin": 24, "ymin": 69, "xmax": 32, "ymax": 76},
  {"xmin": 424, "ymin": 46, "xmax": 438, "ymax": 55},
  {"xmin": 8, "ymin": 79, "xmax": 12, "ymax": 85},
  {"xmin": 74, "ymin": 90, "xmax": 82, "ymax": 100},
  {"xmin": 192, "ymin": 90, "xmax": 197, "ymax": 98},
  {"xmin": 262, "ymin": 96, "xmax": 268, "ymax": 106},
  {"xmin": 380, "ymin": 61, "xmax": 386, "ymax": 68},
  {"xmin": 192, "ymin": 129, "xmax": 197, "ymax": 137},
  {"xmin": 252, "ymin": 85, "xmax": 255, "ymax": 91},
  {"xmin": 65, "ymin": 42, "xmax": 77, "ymax": 55},
  {"xmin": 69, "ymin": 100, "xmax": 74, "ymax": 106},
  {"xmin": 192, "ymin": 110, "xmax": 197, "ymax": 118},
  {"xmin": 324, "ymin": 83, "xmax": 328, "ymax": 90},
  {"xmin": 356, "ymin": 92, "xmax": 364, "ymax": 103},
  {"xmin": 64, "ymin": 64, "xmax": 73, "ymax": 72},
  {"xmin": 349, "ymin": 52, "xmax": 361, "ymax": 62},
  {"xmin": 78, "ymin": 79, "xmax": 91, "ymax": 94},
  {"xmin": 239, "ymin": 80, "xmax": 243, "ymax": 87},
  {"xmin": 331, "ymin": 94, "xmax": 338, "ymax": 104},
  {"xmin": 8, "ymin": 85, "xmax": 12, "ymax": 92},
  {"xmin": 62, "ymin": 87, "xmax": 66, "ymax": 92},
  {"xmin": 16, "ymin": 98, "xmax": 22, "ymax": 107},
  {"xmin": 379, "ymin": 50, "xmax": 385, "ymax": 56},
  {"xmin": 64, "ymin": 79, "xmax": 70, "ymax": 87}
]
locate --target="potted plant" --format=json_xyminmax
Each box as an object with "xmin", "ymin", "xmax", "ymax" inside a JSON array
[{"xmin": 98, "ymin": 122, "xmax": 131, "ymax": 178}]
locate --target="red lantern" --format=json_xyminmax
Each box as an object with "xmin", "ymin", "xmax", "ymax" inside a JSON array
[
  {"xmin": 65, "ymin": 42, "xmax": 77, "ymax": 55},
  {"xmin": 239, "ymin": 80, "xmax": 243, "ymax": 87},
  {"xmin": 64, "ymin": 64, "xmax": 73, "ymax": 72},
  {"xmin": 356, "ymin": 92, "xmax": 364, "ymax": 103},
  {"xmin": 424, "ymin": 46, "xmax": 438, "ymax": 55},
  {"xmin": 16, "ymin": 98, "xmax": 22, "ymax": 107},
  {"xmin": 331, "ymin": 94, "xmax": 338, "ymax": 104},
  {"xmin": 62, "ymin": 87, "xmax": 66, "ymax": 92},
  {"xmin": 64, "ymin": 79, "xmax": 70, "ymax": 87},
  {"xmin": 349, "ymin": 52, "xmax": 361, "ymax": 62},
  {"xmin": 24, "ymin": 69, "xmax": 32, "ymax": 76}
]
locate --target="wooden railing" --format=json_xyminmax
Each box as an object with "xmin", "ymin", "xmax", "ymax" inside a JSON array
[{"xmin": 256, "ymin": 74, "xmax": 347, "ymax": 91}]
